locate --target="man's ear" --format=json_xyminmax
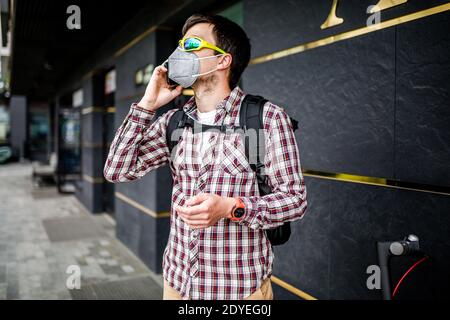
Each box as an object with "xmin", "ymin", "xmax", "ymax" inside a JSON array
[{"xmin": 217, "ymin": 53, "xmax": 232, "ymax": 70}]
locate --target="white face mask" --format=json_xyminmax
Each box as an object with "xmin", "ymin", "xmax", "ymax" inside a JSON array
[{"xmin": 167, "ymin": 47, "xmax": 223, "ymax": 88}]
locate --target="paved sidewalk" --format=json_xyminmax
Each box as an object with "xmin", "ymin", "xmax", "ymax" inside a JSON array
[{"xmin": 0, "ymin": 162, "xmax": 163, "ymax": 300}]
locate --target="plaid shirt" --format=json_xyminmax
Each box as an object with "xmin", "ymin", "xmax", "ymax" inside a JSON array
[{"xmin": 104, "ymin": 86, "xmax": 307, "ymax": 300}]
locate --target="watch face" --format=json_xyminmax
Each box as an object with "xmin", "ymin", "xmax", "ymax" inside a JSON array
[{"xmin": 234, "ymin": 207, "xmax": 245, "ymax": 218}]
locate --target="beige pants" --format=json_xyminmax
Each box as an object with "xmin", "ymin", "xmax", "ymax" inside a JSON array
[{"xmin": 163, "ymin": 277, "xmax": 273, "ymax": 300}]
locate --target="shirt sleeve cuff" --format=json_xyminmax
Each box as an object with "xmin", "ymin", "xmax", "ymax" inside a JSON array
[
  {"xmin": 238, "ymin": 196, "xmax": 267, "ymax": 229},
  {"xmin": 129, "ymin": 103, "xmax": 156, "ymax": 126}
]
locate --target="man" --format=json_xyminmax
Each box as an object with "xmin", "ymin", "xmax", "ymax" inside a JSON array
[{"xmin": 104, "ymin": 14, "xmax": 307, "ymax": 300}]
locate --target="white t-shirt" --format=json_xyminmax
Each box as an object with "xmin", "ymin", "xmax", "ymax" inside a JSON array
[{"xmin": 196, "ymin": 109, "xmax": 217, "ymax": 162}]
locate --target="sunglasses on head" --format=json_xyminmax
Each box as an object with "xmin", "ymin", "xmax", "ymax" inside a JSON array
[{"xmin": 178, "ymin": 36, "xmax": 227, "ymax": 55}]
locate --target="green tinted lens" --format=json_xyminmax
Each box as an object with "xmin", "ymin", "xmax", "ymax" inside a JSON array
[{"xmin": 184, "ymin": 38, "xmax": 201, "ymax": 50}]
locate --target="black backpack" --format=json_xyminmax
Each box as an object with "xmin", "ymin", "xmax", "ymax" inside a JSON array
[{"xmin": 166, "ymin": 94, "xmax": 298, "ymax": 246}]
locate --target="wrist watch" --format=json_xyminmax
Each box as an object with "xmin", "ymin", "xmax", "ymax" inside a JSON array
[{"xmin": 230, "ymin": 197, "xmax": 245, "ymax": 221}]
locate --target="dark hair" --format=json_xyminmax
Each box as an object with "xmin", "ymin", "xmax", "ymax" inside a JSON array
[{"xmin": 182, "ymin": 14, "xmax": 251, "ymax": 89}]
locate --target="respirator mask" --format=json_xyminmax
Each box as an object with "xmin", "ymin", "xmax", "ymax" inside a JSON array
[{"xmin": 164, "ymin": 36, "xmax": 227, "ymax": 88}]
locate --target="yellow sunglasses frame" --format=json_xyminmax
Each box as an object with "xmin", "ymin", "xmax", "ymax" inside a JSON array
[{"xmin": 178, "ymin": 36, "xmax": 227, "ymax": 55}]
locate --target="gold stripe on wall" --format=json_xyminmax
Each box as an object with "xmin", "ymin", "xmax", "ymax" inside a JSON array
[
  {"xmin": 271, "ymin": 276, "xmax": 318, "ymax": 300},
  {"xmin": 115, "ymin": 192, "xmax": 171, "ymax": 219},
  {"xmin": 81, "ymin": 106, "xmax": 103, "ymax": 115},
  {"xmin": 303, "ymin": 170, "xmax": 450, "ymax": 196},
  {"xmin": 250, "ymin": 3, "xmax": 450, "ymax": 65},
  {"xmin": 107, "ymin": 106, "xmax": 116, "ymax": 113},
  {"xmin": 83, "ymin": 174, "xmax": 104, "ymax": 184}
]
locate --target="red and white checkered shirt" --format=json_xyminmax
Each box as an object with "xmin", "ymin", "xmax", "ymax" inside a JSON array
[{"xmin": 104, "ymin": 86, "xmax": 307, "ymax": 300}]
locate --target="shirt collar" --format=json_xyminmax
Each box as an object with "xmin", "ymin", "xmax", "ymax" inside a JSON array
[{"xmin": 183, "ymin": 86, "xmax": 245, "ymax": 116}]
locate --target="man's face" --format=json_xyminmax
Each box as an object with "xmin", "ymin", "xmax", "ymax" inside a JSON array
[{"xmin": 183, "ymin": 23, "xmax": 226, "ymax": 85}]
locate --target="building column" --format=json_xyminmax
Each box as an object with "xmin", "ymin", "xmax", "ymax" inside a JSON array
[{"xmin": 75, "ymin": 74, "xmax": 105, "ymax": 213}]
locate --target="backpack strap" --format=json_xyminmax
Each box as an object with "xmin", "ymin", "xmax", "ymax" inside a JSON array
[
  {"xmin": 240, "ymin": 95, "xmax": 293, "ymax": 246},
  {"xmin": 239, "ymin": 94, "xmax": 267, "ymax": 170},
  {"xmin": 239, "ymin": 94, "xmax": 271, "ymax": 195},
  {"xmin": 166, "ymin": 109, "xmax": 188, "ymax": 154}
]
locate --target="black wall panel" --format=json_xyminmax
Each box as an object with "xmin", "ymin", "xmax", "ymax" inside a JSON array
[
  {"xmin": 273, "ymin": 177, "xmax": 450, "ymax": 300},
  {"xmin": 244, "ymin": 0, "xmax": 450, "ymax": 299},
  {"xmin": 81, "ymin": 147, "xmax": 104, "ymax": 178},
  {"xmin": 244, "ymin": 29, "xmax": 396, "ymax": 178},
  {"xmin": 245, "ymin": 0, "xmax": 449, "ymax": 60},
  {"xmin": 272, "ymin": 177, "xmax": 331, "ymax": 299},
  {"xmin": 395, "ymin": 13, "xmax": 450, "ymax": 187}
]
